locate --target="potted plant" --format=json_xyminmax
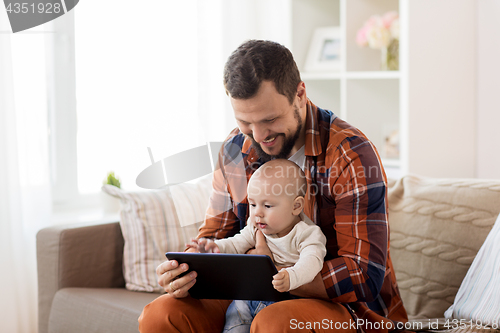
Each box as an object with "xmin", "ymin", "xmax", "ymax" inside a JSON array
[
  {"xmin": 104, "ymin": 171, "xmax": 121, "ymax": 188},
  {"xmin": 101, "ymin": 171, "xmax": 122, "ymax": 213}
]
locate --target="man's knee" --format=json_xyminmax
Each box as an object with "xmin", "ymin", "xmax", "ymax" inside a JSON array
[
  {"xmin": 250, "ymin": 299, "xmax": 356, "ymax": 333},
  {"xmin": 139, "ymin": 295, "xmax": 231, "ymax": 333},
  {"xmin": 251, "ymin": 302, "xmax": 293, "ymax": 332},
  {"xmin": 138, "ymin": 295, "xmax": 180, "ymax": 333}
]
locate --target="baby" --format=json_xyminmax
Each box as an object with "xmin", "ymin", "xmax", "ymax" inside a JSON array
[{"xmin": 187, "ymin": 159, "xmax": 327, "ymax": 333}]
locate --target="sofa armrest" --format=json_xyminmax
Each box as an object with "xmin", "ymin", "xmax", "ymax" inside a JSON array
[{"xmin": 37, "ymin": 221, "xmax": 125, "ymax": 333}]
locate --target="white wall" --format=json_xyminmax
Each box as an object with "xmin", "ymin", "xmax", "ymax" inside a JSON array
[
  {"xmin": 407, "ymin": 0, "xmax": 476, "ymax": 178},
  {"xmin": 476, "ymin": 0, "xmax": 500, "ymax": 179}
]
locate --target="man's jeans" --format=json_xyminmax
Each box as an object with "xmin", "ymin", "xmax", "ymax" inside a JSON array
[{"xmin": 223, "ymin": 300, "xmax": 275, "ymax": 333}]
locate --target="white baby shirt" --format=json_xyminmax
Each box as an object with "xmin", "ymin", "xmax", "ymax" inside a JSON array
[{"xmin": 214, "ymin": 212, "xmax": 327, "ymax": 291}]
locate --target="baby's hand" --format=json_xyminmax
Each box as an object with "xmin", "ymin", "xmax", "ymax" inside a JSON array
[
  {"xmin": 185, "ymin": 238, "xmax": 220, "ymax": 253},
  {"xmin": 198, "ymin": 238, "xmax": 220, "ymax": 253},
  {"xmin": 272, "ymin": 268, "xmax": 290, "ymax": 292}
]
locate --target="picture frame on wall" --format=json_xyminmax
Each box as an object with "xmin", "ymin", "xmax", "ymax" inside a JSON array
[{"xmin": 304, "ymin": 26, "xmax": 341, "ymax": 72}]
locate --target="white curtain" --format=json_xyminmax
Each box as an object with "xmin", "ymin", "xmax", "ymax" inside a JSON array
[{"xmin": 0, "ymin": 10, "xmax": 52, "ymax": 333}]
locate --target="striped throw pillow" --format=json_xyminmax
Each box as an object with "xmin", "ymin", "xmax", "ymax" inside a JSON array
[
  {"xmin": 444, "ymin": 212, "xmax": 500, "ymax": 328},
  {"xmin": 102, "ymin": 175, "xmax": 212, "ymax": 292}
]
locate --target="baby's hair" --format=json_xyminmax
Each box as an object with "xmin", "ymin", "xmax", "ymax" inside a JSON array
[{"xmin": 254, "ymin": 159, "xmax": 307, "ymax": 197}]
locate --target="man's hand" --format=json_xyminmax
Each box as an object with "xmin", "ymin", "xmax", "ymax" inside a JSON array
[
  {"xmin": 185, "ymin": 237, "xmax": 220, "ymax": 253},
  {"xmin": 156, "ymin": 258, "xmax": 197, "ymax": 298},
  {"xmin": 246, "ymin": 230, "xmax": 273, "ymax": 261},
  {"xmin": 272, "ymin": 268, "xmax": 290, "ymax": 292}
]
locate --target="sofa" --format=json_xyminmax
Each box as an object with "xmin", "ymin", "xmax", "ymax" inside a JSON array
[{"xmin": 37, "ymin": 175, "xmax": 500, "ymax": 333}]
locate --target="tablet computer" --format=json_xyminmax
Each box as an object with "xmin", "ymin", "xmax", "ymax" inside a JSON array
[{"xmin": 165, "ymin": 252, "xmax": 291, "ymax": 302}]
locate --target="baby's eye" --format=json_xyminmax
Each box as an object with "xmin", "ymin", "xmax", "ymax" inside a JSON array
[
  {"xmin": 265, "ymin": 205, "xmax": 271, "ymax": 209},
  {"xmin": 250, "ymin": 204, "xmax": 256, "ymax": 208}
]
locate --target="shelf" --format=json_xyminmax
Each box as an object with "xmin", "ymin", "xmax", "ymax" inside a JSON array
[
  {"xmin": 301, "ymin": 72, "xmax": 342, "ymax": 80},
  {"xmin": 345, "ymin": 71, "xmax": 400, "ymax": 79},
  {"xmin": 383, "ymin": 159, "xmax": 402, "ymax": 180},
  {"xmin": 301, "ymin": 71, "xmax": 400, "ymax": 81},
  {"xmin": 382, "ymin": 158, "xmax": 401, "ymax": 168},
  {"xmin": 292, "ymin": 1, "xmax": 477, "ymax": 179},
  {"xmin": 294, "ymin": 0, "xmax": 403, "ymax": 178}
]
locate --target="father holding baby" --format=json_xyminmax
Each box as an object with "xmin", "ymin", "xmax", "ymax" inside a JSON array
[{"xmin": 139, "ymin": 40, "xmax": 409, "ymax": 333}]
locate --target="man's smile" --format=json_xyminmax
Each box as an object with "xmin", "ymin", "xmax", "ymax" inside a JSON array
[{"xmin": 261, "ymin": 135, "xmax": 280, "ymax": 147}]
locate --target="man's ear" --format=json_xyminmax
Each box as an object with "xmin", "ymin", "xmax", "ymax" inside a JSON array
[
  {"xmin": 296, "ymin": 81, "xmax": 307, "ymax": 108},
  {"xmin": 292, "ymin": 196, "xmax": 305, "ymax": 216}
]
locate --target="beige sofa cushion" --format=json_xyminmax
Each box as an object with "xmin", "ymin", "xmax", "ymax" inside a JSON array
[
  {"xmin": 102, "ymin": 175, "xmax": 212, "ymax": 293},
  {"xmin": 48, "ymin": 288, "xmax": 157, "ymax": 333},
  {"xmin": 387, "ymin": 175, "xmax": 500, "ymax": 319}
]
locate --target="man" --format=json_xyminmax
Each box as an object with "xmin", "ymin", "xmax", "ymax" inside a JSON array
[{"xmin": 139, "ymin": 40, "xmax": 408, "ymax": 333}]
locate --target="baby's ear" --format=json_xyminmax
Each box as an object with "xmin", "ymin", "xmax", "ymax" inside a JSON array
[{"xmin": 292, "ymin": 196, "xmax": 305, "ymax": 215}]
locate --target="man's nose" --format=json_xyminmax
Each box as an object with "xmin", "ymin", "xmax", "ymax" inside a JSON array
[{"xmin": 251, "ymin": 125, "xmax": 269, "ymax": 143}]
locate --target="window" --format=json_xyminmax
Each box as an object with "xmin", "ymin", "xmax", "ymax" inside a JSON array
[{"xmin": 49, "ymin": 0, "xmax": 231, "ymax": 207}]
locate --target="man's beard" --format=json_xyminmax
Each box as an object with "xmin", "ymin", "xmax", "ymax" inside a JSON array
[{"xmin": 249, "ymin": 107, "xmax": 303, "ymax": 163}]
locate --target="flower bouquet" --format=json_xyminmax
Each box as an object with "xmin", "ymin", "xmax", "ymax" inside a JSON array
[{"xmin": 356, "ymin": 11, "xmax": 400, "ymax": 70}]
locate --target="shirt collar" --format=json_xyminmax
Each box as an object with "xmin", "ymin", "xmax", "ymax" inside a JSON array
[{"xmin": 304, "ymin": 99, "xmax": 322, "ymax": 157}]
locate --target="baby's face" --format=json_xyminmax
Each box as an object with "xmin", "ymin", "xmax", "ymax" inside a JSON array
[{"xmin": 247, "ymin": 176, "xmax": 300, "ymax": 238}]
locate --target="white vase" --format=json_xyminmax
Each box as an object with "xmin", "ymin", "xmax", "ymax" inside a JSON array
[{"xmin": 101, "ymin": 192, "xmax": 121, "ymax": 214}]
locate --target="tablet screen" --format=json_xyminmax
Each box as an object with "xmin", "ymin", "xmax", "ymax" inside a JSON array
[{"xmin": 166, "ymin": 252, "xmax": 290, "ymax": 301}]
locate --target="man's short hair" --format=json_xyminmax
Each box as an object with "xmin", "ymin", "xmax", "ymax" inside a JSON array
[{"xmin": 223, "ymin": 40, "xmax": 301, "ymax": 105}]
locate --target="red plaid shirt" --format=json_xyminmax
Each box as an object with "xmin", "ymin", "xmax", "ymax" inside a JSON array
[{"xmin": 198, "ymin": 100, "xmax": 408, "ymax": 332}]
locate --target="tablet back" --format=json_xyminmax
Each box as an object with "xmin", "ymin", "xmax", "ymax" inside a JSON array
[{"xmin": 166, "ymin": 253, "xmax": 290, "ymax": 302}]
